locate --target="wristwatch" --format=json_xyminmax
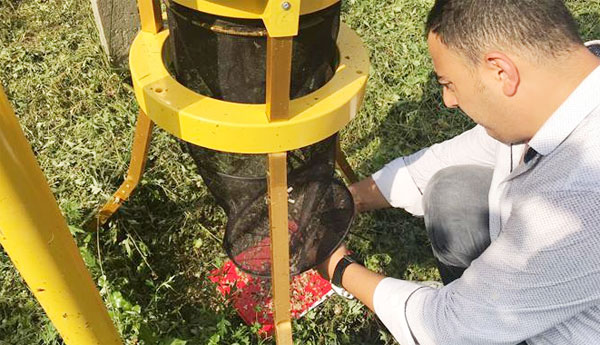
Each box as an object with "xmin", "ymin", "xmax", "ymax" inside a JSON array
[{"xmin": 330, "ymin": 255, "xmax": 360, "ymax": 299}]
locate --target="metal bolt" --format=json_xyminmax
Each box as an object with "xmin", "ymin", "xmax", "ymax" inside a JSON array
[{"xmin": 281, "ymin": 1, "xmax": 291, "ymax": 10}]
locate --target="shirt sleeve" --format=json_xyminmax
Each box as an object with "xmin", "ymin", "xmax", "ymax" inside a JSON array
[
  {"xmin": 375, "ymin": 190, "xmax": 600, "ymax": 345},
  {"xmin": 373, "ymin": 278, "xmax": 430, "ymax": 345},
  {"xmin": 372, "ymin": 125, "xmax": 498, "ymax": 215}
]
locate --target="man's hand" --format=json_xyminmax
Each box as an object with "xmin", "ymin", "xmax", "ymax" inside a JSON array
[
  {"xmin": 317, "ymin": 243, "xmax": 351, "ymax": 280},
  {"xmin": 349, "ymin": 177, "xmax": 392, "ymax": 213},
  {"xmin": 317, "ymin": 242, "xmax": 385, "ymax": 312}
]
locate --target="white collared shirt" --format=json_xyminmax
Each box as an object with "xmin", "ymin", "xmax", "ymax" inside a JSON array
[{"xmin": 371, "ymin": 65, "xmax": 600, "ymax": 344}]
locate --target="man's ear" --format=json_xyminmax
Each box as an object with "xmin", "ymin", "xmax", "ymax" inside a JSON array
[{"xmin": 483, "ymin": 52, "xmax": 520, "ymax": 97}]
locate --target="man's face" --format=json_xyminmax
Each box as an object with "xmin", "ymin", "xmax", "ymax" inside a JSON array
[{"xmin": 427, "ymin": 33, "xmax": 514, "ymax": 143}]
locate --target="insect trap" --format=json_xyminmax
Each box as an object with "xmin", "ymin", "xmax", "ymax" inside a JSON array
[
  {"xmin": 166, "ymin": 1, "xmax": 354, "ymax": 277},
  {"xmin": 90, "ymin": 0, "xmax": 370, "ymax": 342}
]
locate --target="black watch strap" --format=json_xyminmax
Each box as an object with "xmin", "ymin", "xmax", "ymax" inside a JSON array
[{"xmin": 331, "ymin": 255, "xmax": 358, "ymax": 288}]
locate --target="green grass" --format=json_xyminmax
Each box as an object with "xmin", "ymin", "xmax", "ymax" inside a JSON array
[{"xmin": 1, "ymin": 0, "xmax": 600, "ymax": 344}]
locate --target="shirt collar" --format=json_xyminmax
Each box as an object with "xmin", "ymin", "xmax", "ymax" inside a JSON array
[{"xmin": 528, "ymin": 65, "xmax": 600, "ymax": 156}]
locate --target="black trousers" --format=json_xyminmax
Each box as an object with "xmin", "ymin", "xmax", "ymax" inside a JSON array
[
  {"xmin": 422, "ymin": 165, "xmax": 527, "ymax": 345},
  {"xmin": 422, "ymin": 165, "xmax": 493, "ymax": 284}
]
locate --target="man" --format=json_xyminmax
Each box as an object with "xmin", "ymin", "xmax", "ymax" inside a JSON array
[{"xmin": 318, "ymin": 0, "xmax": 600, "ymax": 344}]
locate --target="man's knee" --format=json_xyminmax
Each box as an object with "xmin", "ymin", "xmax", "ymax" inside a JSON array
[{"xmin": 423, "ymin": 165, "xmax": 493, "ymax": 268}]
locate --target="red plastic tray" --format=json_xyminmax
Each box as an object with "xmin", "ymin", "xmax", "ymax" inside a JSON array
[{"xmin": 209, "ymin": 260, "xmax": 333, "ymax": 336}]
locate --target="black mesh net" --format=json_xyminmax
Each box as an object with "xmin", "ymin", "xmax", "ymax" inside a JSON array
[
  {"xmin": 189, "ymin": 135, "xmax": 354, "ymax": 277},
  {"xmin": 165, "ymin": 1, "xmax": 353, "ymax": 277},
  {"xmin": 165, "ymin": 0, "xmax": 341, "ymax": 103}
]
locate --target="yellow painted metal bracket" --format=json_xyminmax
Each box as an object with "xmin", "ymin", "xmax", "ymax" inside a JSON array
[
  {"xmin": 171, "ymin": 0, "xmax": 338, "ymax": 36},
  {"xmin": 262, "ymin": 0, "xmax": 300, "ymax": 37},
  {"xmin": 129, "ymin": 23, "xmax": 369, "ymax": 153},
  {"xmin": 0, "ymin": 85, "xmax": 123, "ymax": 345},
  {"xmin": 267, "ymin": 152, "xmax": 293, "ymax": 345}
]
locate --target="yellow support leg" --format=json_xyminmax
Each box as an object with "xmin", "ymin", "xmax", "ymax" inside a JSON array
[
  {"xmin": 268, "ymin": 152, "xmax": 293, "ymax": 345},
  {"xmin": 138, "ymin": 0, "xmax": 163, "ymax": 34},
  {"xmin": 335, "ymin": 137, "xmax": 359, "ymax": 184},
  {"xmin": 265, "ymin": 28, "xmax": 294, "ymax": 345},
  {"xmin": 85, "ymin": 110, "xmax": 154, "ymax": 230},
  {"xmin": 0, "ymin": 86, "xmax": 122, "ymax": 344}
]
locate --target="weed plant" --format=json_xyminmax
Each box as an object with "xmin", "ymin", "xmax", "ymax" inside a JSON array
[{"xmin": 1, "ymin": 0, "xmax": 599, "ymax": 344}]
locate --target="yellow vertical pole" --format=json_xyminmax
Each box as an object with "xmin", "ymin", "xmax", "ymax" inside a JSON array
[
  {"xmin": 264, "ymin": 0, "xmax": 300, "ymax": 122},
  {"xmin": 265, "ymin": 37, "xmax": 294, "ymax": 122},
  {"xmin": 263, "ymin": 1, "xmax": 301, "ymax": 342},
  {"xmin": 264, "ymin": 2, "xmax": 296, "ymax": 342},
  {"xmin": 0, "ymin": 85, "xmax": 123, "ymax": 345},
  {"xmin": 138, "ymin": 0, "xmax": 163, "ymax": 34},
  {"xmin": 267, "ymin": 152, "xmax": 293, "ymax": 345}
]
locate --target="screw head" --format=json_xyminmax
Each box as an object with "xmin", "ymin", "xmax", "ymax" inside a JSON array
[{"xmin": 281, "ymin": 1, "xmax": 291, "ymax": 10}]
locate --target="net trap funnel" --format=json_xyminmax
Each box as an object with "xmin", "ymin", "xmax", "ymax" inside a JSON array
[
  {"xmin": 91, "ymin": 0, "xmax": 370, "ymax": 342},
  {"xmin": 164, "ymin": 0, "xmax": 355, "ymax": 277}
]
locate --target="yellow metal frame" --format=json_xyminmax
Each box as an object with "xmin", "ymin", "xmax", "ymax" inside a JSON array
[
  {"xmin": 0, "ymin": 85, "xmax": 123, "ymax": 345},
  {"xmin": 172, "ymin": 0, "xmax": 338, "ymax": 37},
  {"xmin": 129, "ymin": 24, "xmax": 369, "ymax": 153},
  {"xmin": 267, "ymin": 153, "xmax": 293, "ymax": 345}
]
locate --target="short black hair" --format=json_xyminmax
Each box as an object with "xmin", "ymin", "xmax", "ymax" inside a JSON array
[{"xmin": 425, "ymin": 0, "xmax": 583, "ymax": 64}]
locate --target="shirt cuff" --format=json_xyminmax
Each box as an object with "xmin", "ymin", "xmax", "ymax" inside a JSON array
[
  {"xmin": 373, "ymin": 278, "xmax": 427, "ymax": 345},
  {"xmin": 372, "ymin": 157, "xmax": 424, "ymax": 215},
  {"xmin": 406, "ymin": 287, "xmax": 436, "ymax": 345}
]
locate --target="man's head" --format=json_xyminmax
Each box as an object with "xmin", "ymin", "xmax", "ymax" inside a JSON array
[
  {"xmin": 426, "ymin": 0, "xmax": 582, "ymax": 66},
  {"xmin": 425, "ymin": 0, "xmax": 598, "ymax": 144}
]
